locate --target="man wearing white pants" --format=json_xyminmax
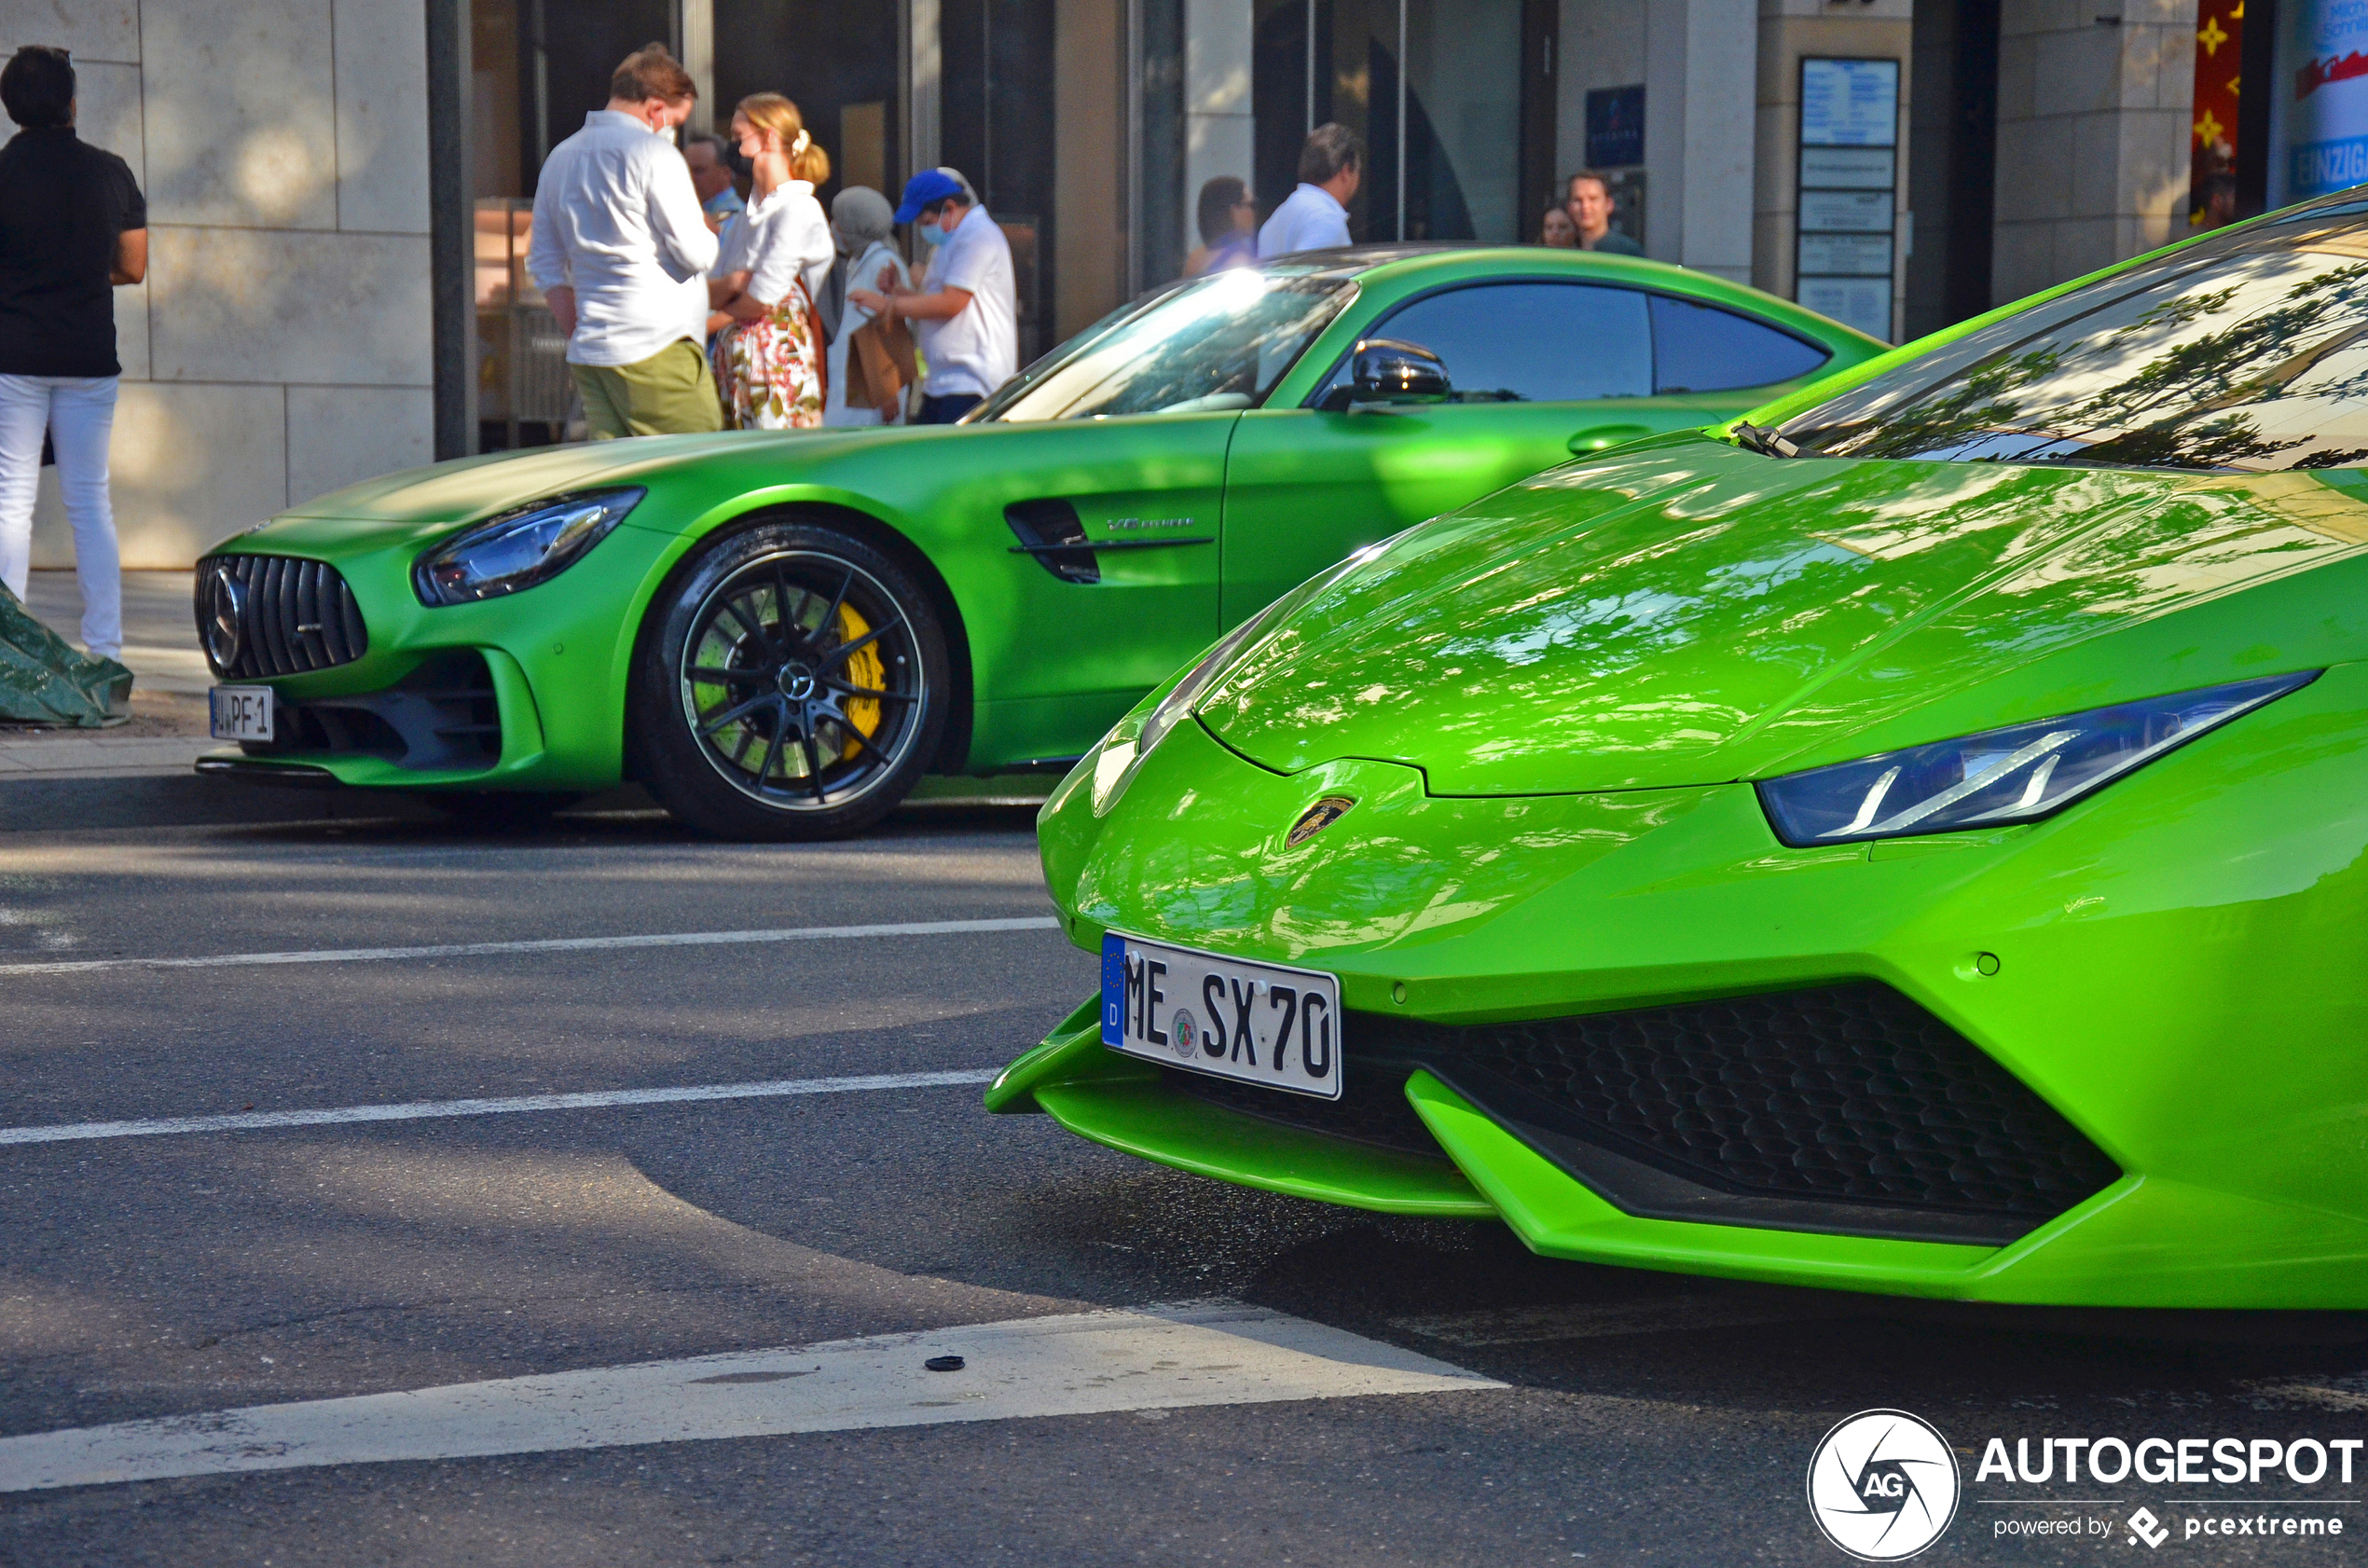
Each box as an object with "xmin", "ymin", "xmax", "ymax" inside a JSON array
[{"xmin": 0, "ymin": 46, "xmax": 146, "ymax": 662}]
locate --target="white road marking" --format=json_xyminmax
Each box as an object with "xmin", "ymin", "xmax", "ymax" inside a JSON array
[
  {"xmin": 0, "ymin": 915, "xmax": 1062, "ymax": 978},
  {"xmin": 1388, "ymin": 1292, "xmax": 1858, "ymax": 1346},
  {"xmin": 0, "ymin": 1069, "xmax": 1000, "ymax": 1148},
  {"xmin": 0, "ymin": 1301, "xmax": 1503, "ymax": 1492}
]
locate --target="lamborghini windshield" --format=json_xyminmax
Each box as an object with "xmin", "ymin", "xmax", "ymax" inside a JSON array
[
  {"xmin": 972, "ymin": 266, "xmax": 1356, "ymax": 422},
  {"xmin": 1777, "ymin": 195, "xmax": 2368, "ymax": 472}
]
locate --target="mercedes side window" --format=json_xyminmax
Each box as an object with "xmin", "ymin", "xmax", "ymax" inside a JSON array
[
  {"xmin": 1313, "ymin": 282, "xmax": 1654, "ymax": 406},
  {"xmin": 1648, "ymin": 295, "xmax": 1831, "ymax": 392}
]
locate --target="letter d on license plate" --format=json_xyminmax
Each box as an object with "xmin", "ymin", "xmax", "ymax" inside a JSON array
[{"xmin": 1100, "ymin": 931, "xmax": 1342, "ymax": 1100}]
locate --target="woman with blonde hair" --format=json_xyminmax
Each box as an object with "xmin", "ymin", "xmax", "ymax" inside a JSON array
[{"xmin": 708, "ymin": 93, "xmax": 833, "ymax": 428}]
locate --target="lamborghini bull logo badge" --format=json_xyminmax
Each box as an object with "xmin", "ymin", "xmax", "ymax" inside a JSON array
[{"xmin": 1286, "ymin": 795, "xmax": 1356, "ymax": 847}]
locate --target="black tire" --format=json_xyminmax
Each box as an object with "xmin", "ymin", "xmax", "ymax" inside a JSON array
[{"xmin": 628, "ymin": 521, "xmax": 948, "ymax": 841}]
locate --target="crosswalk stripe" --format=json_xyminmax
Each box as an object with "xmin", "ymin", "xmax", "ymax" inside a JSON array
[{"xmin": 0, "ymin": 1301, "xmax": 1505, "ymax": 1492}]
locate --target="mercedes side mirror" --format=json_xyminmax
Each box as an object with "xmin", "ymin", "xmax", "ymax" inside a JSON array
[{"xmin": 1348, "ymin": 338, "xmax": 1451, "ymax": 409}]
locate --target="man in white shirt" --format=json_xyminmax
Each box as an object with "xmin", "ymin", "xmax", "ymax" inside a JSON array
[
  {"xmin": 847, "ymin": 169, "xmax": 1015, "ymax": 423},
  {"xmin": 1258, "ymin": 123, "xmax": 1361, "ymax": 258},
  {"xmin": 526, "ymin": 44, "xmax": 721, "ymax": 439}
]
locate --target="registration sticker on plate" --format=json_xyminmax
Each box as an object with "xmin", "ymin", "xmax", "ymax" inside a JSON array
[
  {"xmin": 1100, "ymin": 931, "xmax": 1342, "ymax": 1100},
  {"xmin": 208, "ymin": 685, "xmax": 273, "ymax": 742}
]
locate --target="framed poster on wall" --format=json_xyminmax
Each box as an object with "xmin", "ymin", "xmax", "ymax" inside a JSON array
[
  {"xmin": 1796, "ymin": 57, "xmax": 1900, "ymax": 342},
  {"xmin": 2270, "ymin": 0, "xmax": 2368, "ymax": 206}
]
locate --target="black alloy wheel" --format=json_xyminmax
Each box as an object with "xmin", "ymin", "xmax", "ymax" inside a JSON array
[{"xmin": 630, "ymin": 523, "xmax": 947, "ymax": 840}]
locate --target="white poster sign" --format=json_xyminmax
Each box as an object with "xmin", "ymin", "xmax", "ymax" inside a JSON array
[
  {"xmin": 1798, "ymin": 278, "xmax": 1893, "ymax": 341},
  {"xmin": 1800, "ymin": 60, "xmax": 1900, "ymax": 148},
  {"xmin": 2279, "ymin": 0, "xmax": 2368, "ymax": 199}
]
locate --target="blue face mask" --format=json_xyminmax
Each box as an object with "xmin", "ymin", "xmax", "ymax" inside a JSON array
[{"xmin": 918, "ymin": 219, "xmax": 949, "ymax": 246}]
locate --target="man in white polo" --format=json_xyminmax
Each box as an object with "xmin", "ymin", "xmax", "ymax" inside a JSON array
[
  {"xmin": 1258, "ymin": 123, "xmax": 1360, "ymax": 257},
  {"xmin": 847, "ymin": 168, "xmax": 1015, "ymax": 423}
]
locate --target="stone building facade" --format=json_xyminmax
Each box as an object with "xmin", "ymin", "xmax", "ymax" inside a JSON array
[{"xmin": 2, "ymin": 0, "xmax": 434, "ymax": 571}]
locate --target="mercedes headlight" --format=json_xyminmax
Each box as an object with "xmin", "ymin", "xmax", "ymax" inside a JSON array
[
  {"xmin": 413, "ymin": 488, "xmax": 643, "ymax": 606},
  {"xmin": 1756, "ymin": 671, "xmax": 2319, "ymax": 846}
]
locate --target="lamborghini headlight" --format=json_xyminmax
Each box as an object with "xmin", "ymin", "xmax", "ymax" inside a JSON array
[
  {"xmin": 1755, "ymin": 671, "xmax": 2319, "ymax": 846},
  {"xmin": 413, "ymin": 488, "xmax": 644, "ymax": 606}
]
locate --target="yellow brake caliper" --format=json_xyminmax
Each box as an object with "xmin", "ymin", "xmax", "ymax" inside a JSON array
[{"xmin": 832, "ymin": 602, "xmax": 885, "ymax": 759}]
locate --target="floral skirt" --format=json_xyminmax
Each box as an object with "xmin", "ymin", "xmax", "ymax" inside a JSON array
[{"xmin": 712, "ymin": 282, "xmax": 826, "ymax": 430}]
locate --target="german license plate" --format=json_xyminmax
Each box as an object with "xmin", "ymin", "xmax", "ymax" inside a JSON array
[
  {"xmin": 209, "ymin": 685, "xmax": 273, "ymax": 741},
  {"xmin": 1101, "ymin": 931, "xmax": 1342, "ymax": 1099}
]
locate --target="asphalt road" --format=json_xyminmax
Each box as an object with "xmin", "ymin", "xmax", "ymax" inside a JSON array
[{"xmin": 4, "ymin": 782, "xmax": 2368, "ymax": 1566}]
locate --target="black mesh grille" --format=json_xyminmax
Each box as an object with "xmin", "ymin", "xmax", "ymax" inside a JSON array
[
  {"xmin": 241, "ymin": 651, "xmax": 502, "ymax": 772},
  {"xmin": 1360, "ymin": 983, "xmax": 2120, "ymax": 1222},
  {"xmin": 196, "ymin": 555, "xmax": 368, "ymax": 679}
]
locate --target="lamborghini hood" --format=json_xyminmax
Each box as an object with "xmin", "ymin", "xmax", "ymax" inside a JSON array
[{"xmin": 1198, "ymin": 434, "xmax": 2368, "ymax": 794}]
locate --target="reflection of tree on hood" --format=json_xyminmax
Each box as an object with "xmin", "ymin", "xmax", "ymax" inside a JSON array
[{"xmin": 1798, "ymin": 257, "xmax": 2368, "ymax": 472}]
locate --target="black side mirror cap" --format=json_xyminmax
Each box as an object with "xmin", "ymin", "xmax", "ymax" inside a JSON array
[{"xmin": 1348, "ymin": 337, "xmax": 1451, "ymax": 408}]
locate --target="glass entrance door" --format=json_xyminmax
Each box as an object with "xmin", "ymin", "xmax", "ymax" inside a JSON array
[{"xmin": 1250, "ymin": 0, "xmax": 1523, "ymax": 243}]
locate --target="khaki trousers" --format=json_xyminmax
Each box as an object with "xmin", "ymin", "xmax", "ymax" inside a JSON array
[{"xmin": 571, "ymin": 339, "xmax": 724, "ymax": 440}]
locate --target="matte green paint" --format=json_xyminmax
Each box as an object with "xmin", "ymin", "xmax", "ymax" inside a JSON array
[
  {"xmin": 198, "ymin": 250, "xmax": 1879, "ymax": 791},
  {"xmin": 999, "ymin": 303, "xmax": 2368, "ymax": 1303}
]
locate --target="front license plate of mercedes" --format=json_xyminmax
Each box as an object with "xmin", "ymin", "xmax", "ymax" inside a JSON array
[
  {"xmin": 1101, "ymin": 931, "xmax": 1342, "ymax": 1100},
  {"xmin": 208, "ymin": 685, "xmax": 273, "ymax": 742}
]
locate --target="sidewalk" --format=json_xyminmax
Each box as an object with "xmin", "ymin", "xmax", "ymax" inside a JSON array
[
  {"xmin": 6, "ymin": 571, "xmax": 214, "ymax": 779},
  {"xmin": 25, "ymin": 569, "xmax": 211, "ymax": 695}
]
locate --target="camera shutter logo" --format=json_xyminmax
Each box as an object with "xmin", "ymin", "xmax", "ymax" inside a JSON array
[{"xmin": 1806, "ymin": 1409, "xmax": 1961, "ymax": 1561}]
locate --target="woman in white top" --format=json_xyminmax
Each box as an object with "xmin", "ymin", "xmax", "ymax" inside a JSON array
[
  {"xmin": 821, "ymin": 186, "xmax": 909, "ymax": 427},
  {"xmin": 707, "ymin": 94, "xmax": 834, "ymax": 429}
]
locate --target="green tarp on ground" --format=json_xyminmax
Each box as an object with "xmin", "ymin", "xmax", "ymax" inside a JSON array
[{"xmin": 0, "ymin": 585, "xmax": 131, "ymax": 727}]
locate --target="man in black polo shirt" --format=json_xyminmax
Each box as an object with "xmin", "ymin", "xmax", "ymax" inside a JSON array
[{"xmin": 0, "ymin": 45, "xmax": 145, "ymax": 662}]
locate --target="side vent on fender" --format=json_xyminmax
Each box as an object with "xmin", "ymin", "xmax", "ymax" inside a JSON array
[
  {"xmin": 1005, "ymin": 499, "xmax": 1101, "ymax": 584},
  {"xmin": 1004, "ymin": 499, "xmax": 1218, "ymax": 585}
]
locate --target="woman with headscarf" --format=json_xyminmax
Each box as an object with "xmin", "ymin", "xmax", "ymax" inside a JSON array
[
  {"xmin": 821, "ymin": 186, "xmax": 910, "ymax": 427},
  {"xmin": 707, "ymin": 93, "xmax": 833, "ymax": 428}
]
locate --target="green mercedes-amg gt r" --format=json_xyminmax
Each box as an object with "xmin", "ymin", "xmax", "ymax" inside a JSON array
[
  {"xmin": 992, "ymin": 187, "xmax": 2368, "ymax": 1307},
  {"xmin": 191, "ymin": 247, "xmax": 1876, "ymax": 836}
]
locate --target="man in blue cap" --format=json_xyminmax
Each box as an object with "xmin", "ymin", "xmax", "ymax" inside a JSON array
[{"xmin": 847, "ymin": 168, "xmax": 1015, "ymax": 422}]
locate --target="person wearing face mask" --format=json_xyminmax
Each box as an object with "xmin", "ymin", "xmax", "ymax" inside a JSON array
[
  {"xmin": 705, "ymin": 93, "xmax": 833, "ymax": 429},
  {"xmin": 847, "ymin": 168, "xmax": 1014, "ymax": 424},
  {"xmin": 681, "ymin": 132, "xmax": 743, "ymax": 242},
  {"xmin": 821, "ymin": 186, "xmax": 908, "ymax": 427},
  {"xmin": 525, "ymin": 43, "xmax": 720, "ymax": 439}
]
